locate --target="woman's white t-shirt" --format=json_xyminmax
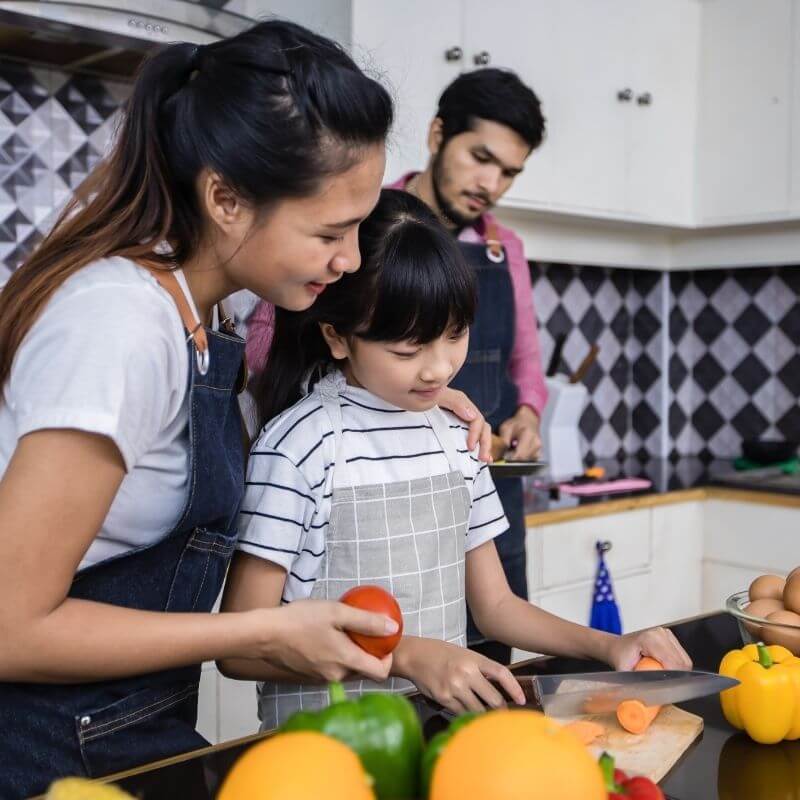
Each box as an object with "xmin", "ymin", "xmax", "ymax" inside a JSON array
[{"xmin": 0, "ymin": 257, "xmax": 197, "ymax": 570}]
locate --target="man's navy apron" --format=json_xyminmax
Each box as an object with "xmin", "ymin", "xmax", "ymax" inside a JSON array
[
  {"xmin": 0, "ymin": 271, "xmax": 246, "ymax": 799},
  {"xmin": 450, "ymin": 234, "xmax": 527, "ymax": 664}
]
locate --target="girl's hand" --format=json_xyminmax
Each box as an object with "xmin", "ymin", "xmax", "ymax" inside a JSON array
[
  {"xmin": 257, "ymin": 599, "xmax": 397, "ymax": 683},
  {"xmin": 438, "ymin": 388, "xmax": 492, "ymax": 462},
  {"xmin": 393, "ymin": 636, "xmax": 525, "ymax": 714},
  {"xmin": 604, "ymin": 627, "xmax": 693, "ymax": 671}
]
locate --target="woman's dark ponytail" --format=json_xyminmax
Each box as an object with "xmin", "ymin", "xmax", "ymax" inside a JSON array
[{"xmin": 0, "ymin": 20, "xmax": 392, "ymax": 395}]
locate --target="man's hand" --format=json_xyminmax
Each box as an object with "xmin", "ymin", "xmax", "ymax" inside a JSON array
[{"xmin": 497, "ymin": 405, "xmax": 542, "ymax": 461}]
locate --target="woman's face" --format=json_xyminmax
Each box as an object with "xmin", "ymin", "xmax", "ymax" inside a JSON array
[{"xmin": 222, "ymin": 144, "xmax": 386, "ymax": 311}]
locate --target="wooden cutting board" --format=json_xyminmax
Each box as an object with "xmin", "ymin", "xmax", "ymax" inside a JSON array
[{"xmin": 555, "ymin": 704, "xmax": 704, "ymax": 783}]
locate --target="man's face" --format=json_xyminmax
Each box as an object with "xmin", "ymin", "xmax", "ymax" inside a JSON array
[{"xmin": 430, "ymin": 118, "xmax": 530, "ymax": 228}]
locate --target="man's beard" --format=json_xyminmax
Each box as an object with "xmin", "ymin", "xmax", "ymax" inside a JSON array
[{"xmin": 431, "ymin": 149, "xmax": 482, "ymax": 231}]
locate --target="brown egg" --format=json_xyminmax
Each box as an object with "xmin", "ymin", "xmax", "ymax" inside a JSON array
[
  {"xmin": 749, "ymin": 574, "xmax": 786, "ymax": 602},
  {"xmin": 783, "ymin": 573, "xmax": 800, "ymax": 615},
  {"xmin": 743, "ymin": 598, "xmax": 784, "ymax": 638},
  {"xmin": 764, "ymin": 609, "xmax": 800, "ymax": 654},
  {"xmin": 787, "ymin": 566, "xmax": 800, "ymax": 583}
]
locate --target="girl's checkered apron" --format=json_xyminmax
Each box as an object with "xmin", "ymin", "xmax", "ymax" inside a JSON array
[{"xmin": 258, "ymin": 377, "xmax": 472, "ymax": 729}]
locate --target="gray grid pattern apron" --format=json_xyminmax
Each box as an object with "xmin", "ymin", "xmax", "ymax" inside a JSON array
[{"xmin": 258, "ymin": 380, "xmax": 472, "ymax": 730}]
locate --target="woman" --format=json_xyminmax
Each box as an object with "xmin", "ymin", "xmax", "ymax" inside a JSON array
[{"xmin": 0, "ymin": 21, "xmax": 490, "ymax": 798}]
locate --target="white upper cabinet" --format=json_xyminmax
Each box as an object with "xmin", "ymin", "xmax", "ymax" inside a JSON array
[
  {"xmin": 351, "ymin": 0, "xmax": 700, "ymax": 225},
  {"xmin": 462, "ymin": 0, "xmax": 631, "ymax": 216},
  {"xmin": 696, "ymin": 0, "xmax": 793, "ymax": 223},
  {"xmin": 346, "ymin": 0, "xmax": 800, "ymax": 232},
  {"xmin": 350, "ymin": 0, "xmax": 463, "ymax": 185}
]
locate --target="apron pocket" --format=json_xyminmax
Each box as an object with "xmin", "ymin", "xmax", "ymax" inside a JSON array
[
  {"xmin": 76, "ymin": 682, "xmax": 206, "ymax": 778},
  {"xmin": 165, "ymin": 526, "xmax": 237, "ymax": 613}
]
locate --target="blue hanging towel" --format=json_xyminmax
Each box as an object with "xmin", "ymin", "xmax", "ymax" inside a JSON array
[{"xmin": 590, "ymin": 540, "xmax": 622, "ymax": 634}]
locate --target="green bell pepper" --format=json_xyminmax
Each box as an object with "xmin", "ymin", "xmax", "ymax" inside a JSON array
[
  {"xmin": 281, "ymin": 683, "xmax": 423, "ymax": 800},
  {"xmin": 420, "ymin": 713, "xmax": 479, "ymax": 798}
]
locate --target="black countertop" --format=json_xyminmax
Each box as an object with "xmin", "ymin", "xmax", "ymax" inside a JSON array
[
  {"xmin": 520, "ymin": 456, "xmax": 800, "ymax": 517},
  {"xmin": 104, "ymin": 611, "xmax": 796, "ymax": 800}
]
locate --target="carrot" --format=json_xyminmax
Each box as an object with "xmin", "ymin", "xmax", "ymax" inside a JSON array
[
  {"xmin": 616, "ymin": 656, "xmax": 664, "ymax": 735},
  {"xmin": 563, "ymin": 719, "xmax": 606, "ymax": 745}
]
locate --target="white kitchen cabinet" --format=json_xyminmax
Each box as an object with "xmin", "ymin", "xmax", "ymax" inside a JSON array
[
  {"xmin": 350, "ymin": 0, "xmax": 462, "ymax": 184},
  {"xmin": 531, "ymin": 508, "xmax": 653, "ymax": 591},
  {"xmin": 350, "ymin": 0, "xmax": 698, "ymax": 224},
  {"xmin": 197, "ymin": 663, "xmax": 219, "ymax": 744},
  {"xmin": 462, "ymin": 0, "xmax": 630, "ymax": 215},
  {"xmin": 696, "ymin": 0, "xmax": 793, "ymax": 222},
  {"xmin": 218, "ymin": 674, "xmax": 260, "ymax": 741}
]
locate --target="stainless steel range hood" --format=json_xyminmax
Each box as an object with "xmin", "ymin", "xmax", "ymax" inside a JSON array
[{"xmin": 0, "ymin": 1, "xmax": 254, "ymax": 79}]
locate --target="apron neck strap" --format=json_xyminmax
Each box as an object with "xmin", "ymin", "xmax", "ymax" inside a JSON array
[
  {"xmin": 484, "ymin": 220, "xmax": 504, "ymax": 263},
  {"xmin": 139, "ymin": 263, "xmax": 210, "ymax": 375},
  {"xmin": 319, "ymin": 384, "xmax": 353, "ymax": 489},
  {"xmin": 425, "ymin": 406, "xmax": 464, "ymax": 474}
]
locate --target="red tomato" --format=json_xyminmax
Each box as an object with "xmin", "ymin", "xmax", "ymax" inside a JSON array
[{"xmin": 340, "ymin": 585, "xmax": 403, "ymax": 657}]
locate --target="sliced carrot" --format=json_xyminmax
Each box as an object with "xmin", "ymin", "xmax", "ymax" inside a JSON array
[
  {"xmin": 616, "ymin": 699, "xmax": 661, "ymax": 734},
  {"xmin": 563, "ymin": 719, "xmax": 606, "ymax": 745},
  {"xmin": 616, "ymin": 656, "xmax": 664, "ymax": 735}
]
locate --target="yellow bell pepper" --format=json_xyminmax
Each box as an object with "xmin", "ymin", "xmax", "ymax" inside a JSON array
[{"xmin": 719, "ymin": 642, "xmax": 800, "ymax": 744}]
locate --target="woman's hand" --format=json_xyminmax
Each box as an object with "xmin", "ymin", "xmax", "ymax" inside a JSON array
[
  {"xmin": 256, "ymin": 599, "xmax": 397, "ymax": 683},
  {"xmin": 438, "ymin": 388, "xmax": 492, "ymax": 462},
  {"xmin": 392, "ymin": 636, "xmax": 525, "ymax": 714},
  {"xmin": 604, "ymin": 626, "xmax": 693, "ymax": 671}
]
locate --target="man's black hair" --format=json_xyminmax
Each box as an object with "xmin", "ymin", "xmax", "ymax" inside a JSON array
[{"xmin": 436, "ymin": 68, "xmax": 545, "ymax": 150}]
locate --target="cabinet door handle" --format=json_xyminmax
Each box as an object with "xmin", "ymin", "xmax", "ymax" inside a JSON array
[
  {"xmin": 444, "ymin": 46, "xmax": 463, "ymax": 62},
  {"xmin": 617, "ymin": 88, "xmax": 633, "ymax": 102},
  {"xmin": 473, "ymin": 50, "xmax": 491, "ymax": 66},
  {"xmin": 637, "ymin": 92, "xmax": 652, "ymax": 106}
]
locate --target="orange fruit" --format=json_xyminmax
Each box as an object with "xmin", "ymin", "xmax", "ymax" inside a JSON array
[
  {"xmin": 217, "ymin": 731, "xmax": 375, "ymax": 800},
  {"xmin": 430, "ymin": 709, "xmax": 606, "ymax": 800}
]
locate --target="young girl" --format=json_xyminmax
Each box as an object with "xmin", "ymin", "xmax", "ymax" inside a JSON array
[{"xmin": 221, "ymin": 190, "xmax": 692, "ymax": 729}]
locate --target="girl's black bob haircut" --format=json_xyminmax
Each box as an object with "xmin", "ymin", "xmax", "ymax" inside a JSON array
[{"xmin": 256, "ymin": 188, "xmax": 476, "ymax": 425}]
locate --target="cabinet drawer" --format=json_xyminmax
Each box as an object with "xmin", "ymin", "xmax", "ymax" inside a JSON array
[
  {"xmin": 531, "ymin": 509, "xmax": 652, "ymax": 591},
  {"xmin": 539, "ymin": 571, "xmax": 656, "ymax": 634}
]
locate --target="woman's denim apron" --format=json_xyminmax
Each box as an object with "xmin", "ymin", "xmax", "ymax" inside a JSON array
[
  {"xmin": 449, "ymin": 236, "xmax": 527, "ymax": 658},
  {"xmin": 0, "ymin": 270, "xmax": 246, "ymax": 799}
]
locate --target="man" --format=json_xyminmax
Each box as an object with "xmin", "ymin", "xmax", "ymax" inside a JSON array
[{"xmin": 390, "ymin": 68, "xmax": 548, "ymax": 665}]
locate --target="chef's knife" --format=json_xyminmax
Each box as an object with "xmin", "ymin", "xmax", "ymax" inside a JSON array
[{"xmin": 513, "ymin": 669, "xmax": 737, "ymax": 716}]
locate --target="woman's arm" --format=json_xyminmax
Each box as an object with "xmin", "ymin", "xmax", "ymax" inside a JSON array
[
  {"xmin": 217, "ymin": 554, "xmax": 391, "ymax": 684},
  {"xmin": 465, "ymin": 541, "xmax": 693, "ymax": 670},
  {"xmin": 0, "ymin": 429, "xmax": 393, "ymax": 683}
]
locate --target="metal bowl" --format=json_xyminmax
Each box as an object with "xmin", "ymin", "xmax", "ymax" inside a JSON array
[{"xmin": 726, "ymin": 590, "xmax": 800, "ymax": 655}]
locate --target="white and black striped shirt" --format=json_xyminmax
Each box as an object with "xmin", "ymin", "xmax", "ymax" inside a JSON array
[{"xmin": 238, "ymin": 374, "xmax": 508, "ymax": 601}]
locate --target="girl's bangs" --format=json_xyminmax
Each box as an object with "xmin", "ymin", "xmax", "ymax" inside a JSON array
[{"xmin": 357, "ymin": 223, "xmax": 476, "ymax": 344}]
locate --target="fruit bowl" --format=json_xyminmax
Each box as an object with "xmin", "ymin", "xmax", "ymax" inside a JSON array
[{"xmin": 726, "ymin": 590, "xmax": 800, "ymax": 655}]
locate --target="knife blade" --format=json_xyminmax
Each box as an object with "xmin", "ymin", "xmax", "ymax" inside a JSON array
[{"xmin": 514, "ymin": 670, "xmax": 738, "ymax": 716}]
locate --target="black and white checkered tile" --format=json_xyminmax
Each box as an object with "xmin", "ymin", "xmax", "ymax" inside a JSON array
[
  {"xmin": 669, "ymin": 268, "xmax": 800, "ymax": 460},
  {"xmin": 530, "ymin": 263, "xmax": 666, "ymax": 463},
  {"xmin": 0, "ymin": 59, "xmax": 128, "ymax": 281},
  {"xmin": 533, "ymin": 263, "xmax": 800, "ymax": 462}
]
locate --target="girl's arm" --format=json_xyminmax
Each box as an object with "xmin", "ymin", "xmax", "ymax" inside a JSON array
[
  {"xmin": 0, "ymin": 429, "xmax": 393, "ymax": 683},
  {"xmin": 465, "ymin": 541, "xmax": 693, "ymax": 670}
]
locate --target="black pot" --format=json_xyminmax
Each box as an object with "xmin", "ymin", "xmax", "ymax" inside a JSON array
[{"xmin": 741, "ymin": 438, "xmax": 799, "ymax": 464}]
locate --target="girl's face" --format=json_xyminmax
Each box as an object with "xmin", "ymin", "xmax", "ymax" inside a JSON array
[
  {"xmin": 322, "ymin": 325, "xmax": 471, "ymax": 412},
  {"xmin": 217, "ymin": 144, "xmax": 386, "ymax": 311}
]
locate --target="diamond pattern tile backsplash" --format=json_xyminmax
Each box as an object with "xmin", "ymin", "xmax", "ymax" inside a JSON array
[
  {"xmin": 532, "ymin": 263, "xmax": 800, "ymax": 462},
  {"xmin": 0, "ymin": 58, "xmax": 797, "ymax": 461},
  {"xmin": 0, "ymin": 59, "xmax": 129, "ymax": 281}
]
